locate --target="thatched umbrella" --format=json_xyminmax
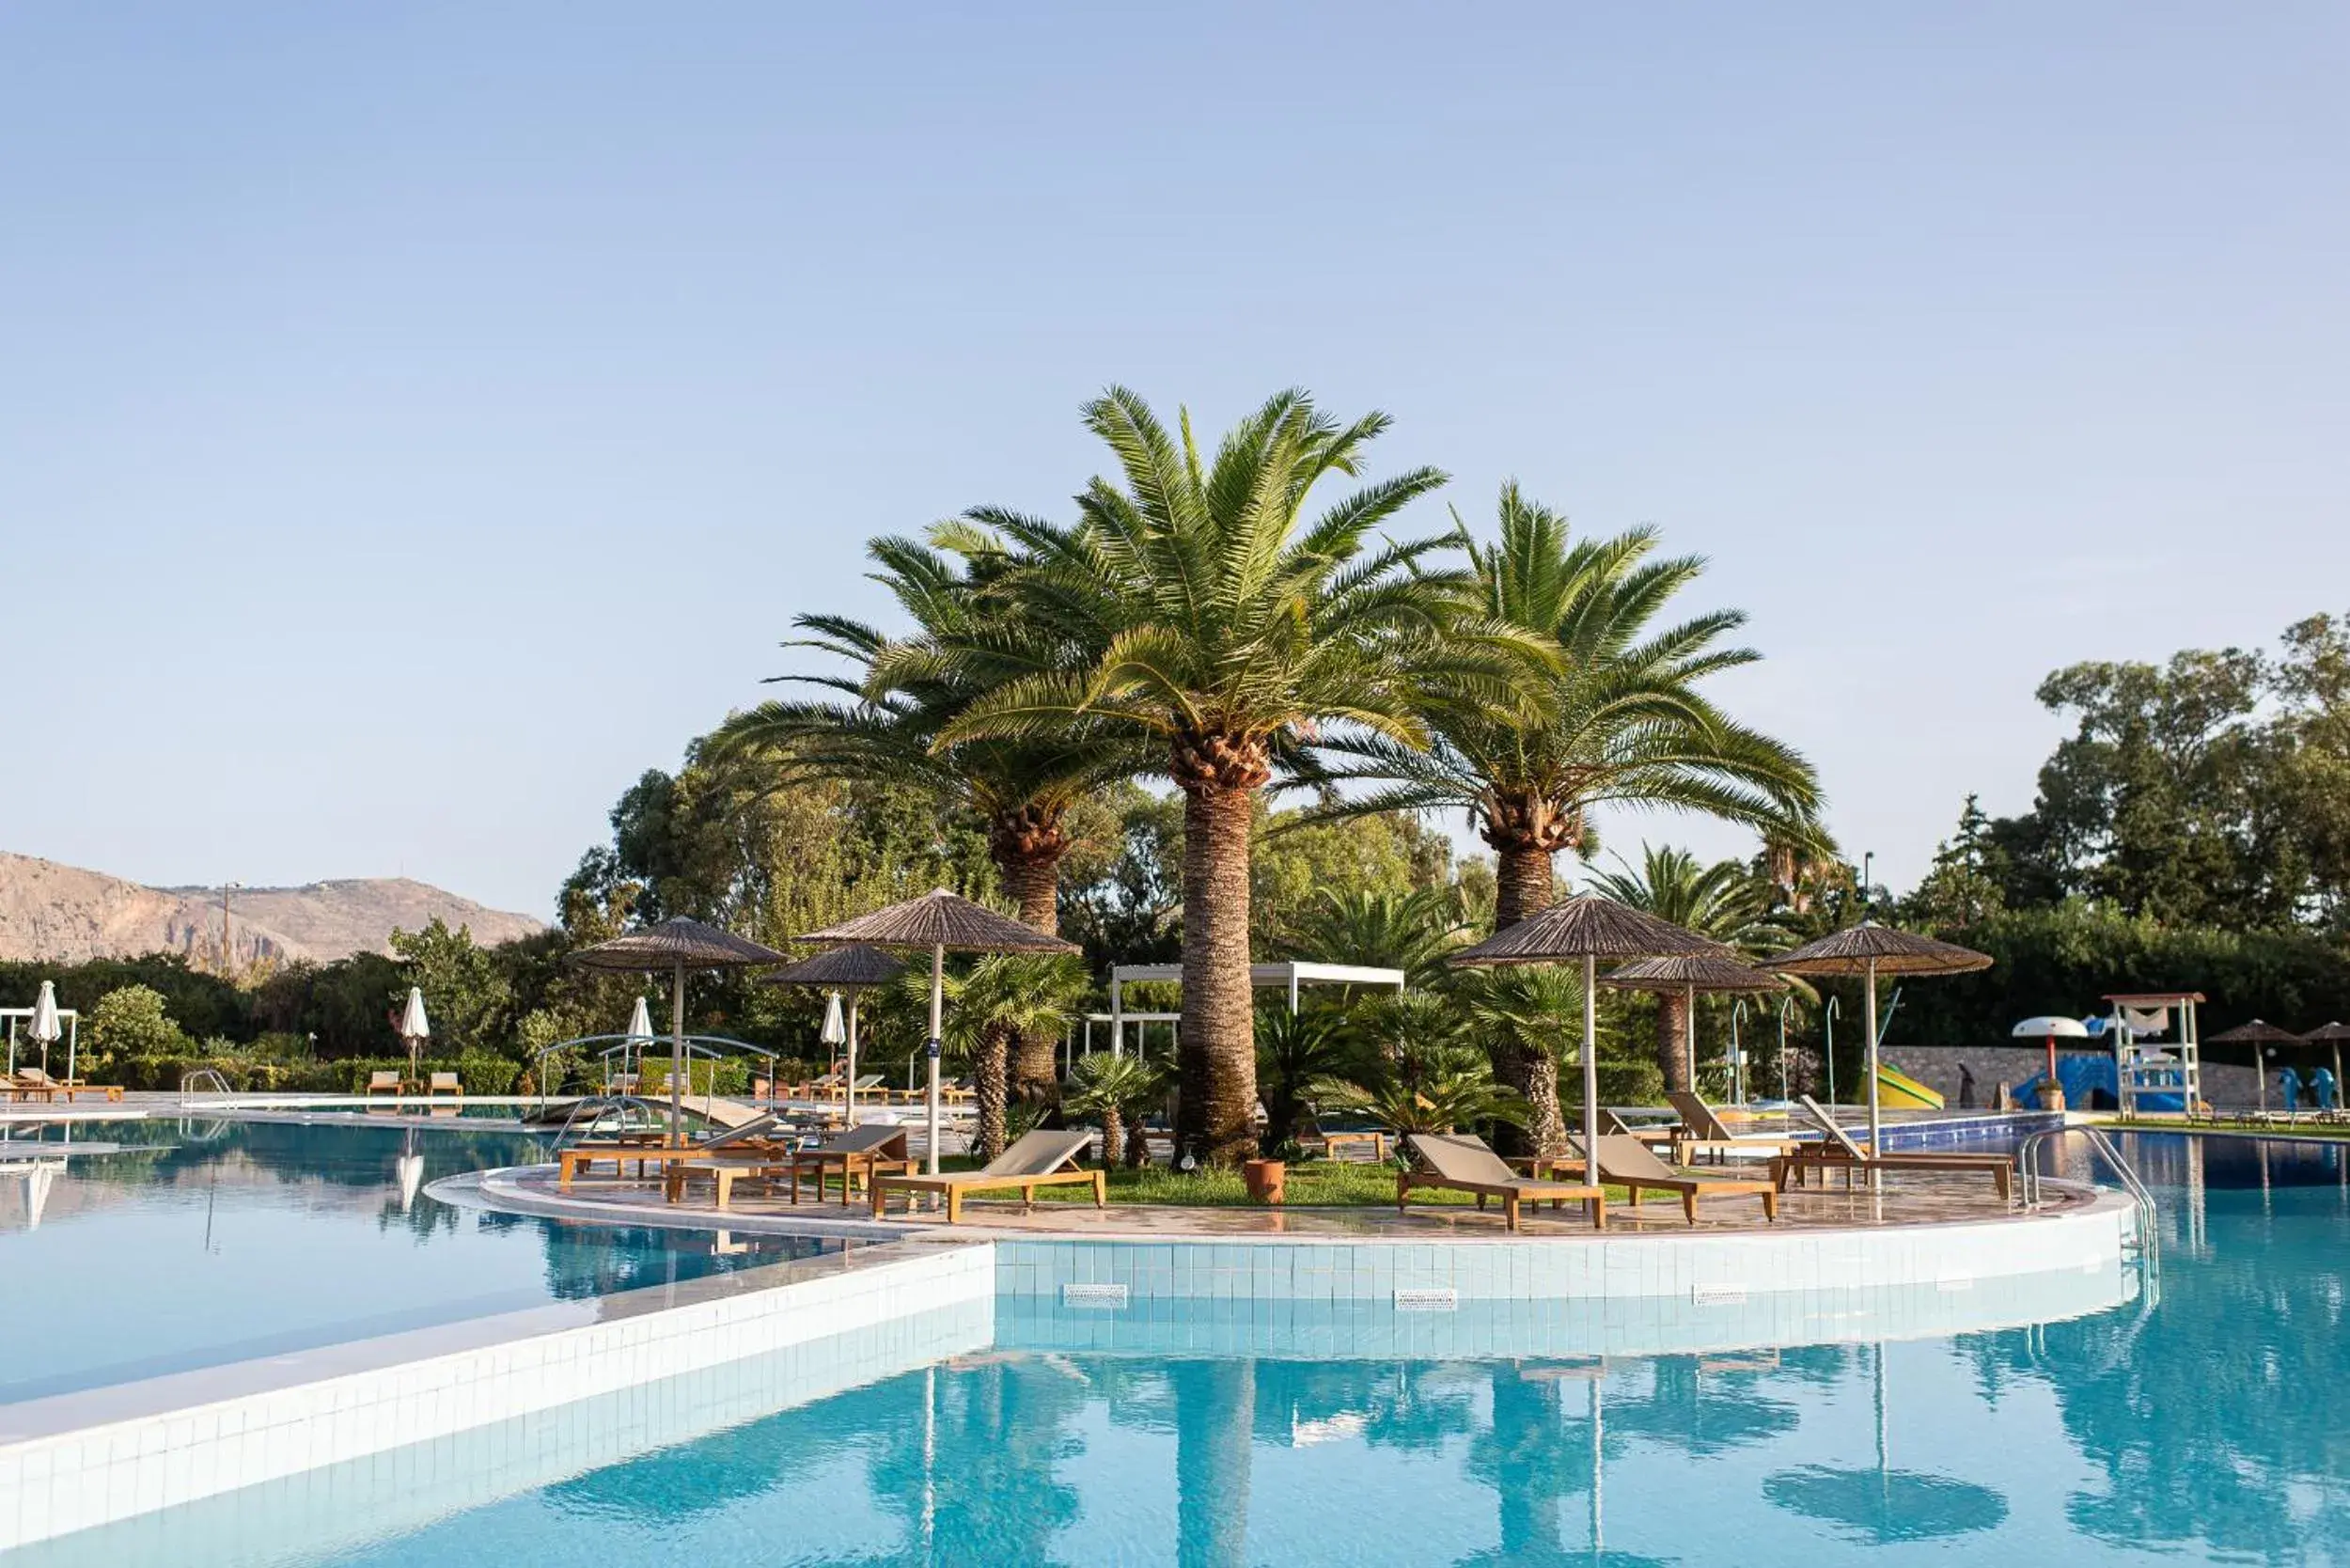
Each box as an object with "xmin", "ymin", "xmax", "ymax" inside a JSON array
[
  {"xmin": 568, "ymin": 917, "xmax": 790, "ymax": 1142},
  {"xmin": 1600, "ymin": 953, "xmax": 1787, "ymax": 1104},
  {"xmin": 1450, "ymin": 893, "xmax": 1723, "ymax": 1160},
  {"xmin": 798, "ymin": 889, "xmax": 1077, "ymax": 1173},
  {"xmin": 2301, "ymin": 1021, "xmax": 2350, "ymax": 1105},
  {"xmin": 2210, "ymin": 1019, "xmax": 2304, "ymax": 1113},
  {"xmin": 760, "ymin": 945, "xmax": 907, "ymax": 1117},
  {"xmin": 1774, "ymin": 924, "xmax": 1991, "ymax": 1158}
]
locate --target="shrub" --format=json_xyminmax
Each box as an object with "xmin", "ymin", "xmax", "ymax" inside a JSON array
[{"xmin": 86, "ymin": 985, "xmax": 192, "ymax": 1067}]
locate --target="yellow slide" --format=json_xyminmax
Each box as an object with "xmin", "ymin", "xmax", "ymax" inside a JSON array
[{"xmin": 1875, "ymin": 1062, "xmax": 1946, "ymax": 1111}]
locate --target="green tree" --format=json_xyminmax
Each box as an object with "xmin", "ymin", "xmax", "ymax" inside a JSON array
[
  {"xmin": 83, "ymin": 984, "xmax": 192, "ymax": 1068},
  {"xmin": 1586, "ymin": 844, "xmax": 1790, "ymax": 1091},
  {"xmin": 1906, "ymin": 794, "xmax": 2010, "ymax": 932},
  {"xmin": 1252, "ymin": 1006, "xmax": 1374, "ymax": 1156},
  {"xmin": 1301, "ymin": 485, "xmax": 1821, "ymax": 1144},
  {"xmin": 1277, "ymin": 886, "xmax": 1466, "ymax": 987},
  {"xmin": 389, "ymin": 917, "xmax": 510, "ymax": 1056},
  {"xmin": 912, "ymin": 952, "xmax": 1088, "ymax": 1161},
  {"xmin": 929, "ymin": 387, "xmax": 1498, "ymax": 1167},
  {"xmin": 712, "ymin": 531, "xmax": 1150, "ymax": 1100},
  {"xmin": 1064, "ymin": 1049, "xmax": 1167, "ymax": 1168}
]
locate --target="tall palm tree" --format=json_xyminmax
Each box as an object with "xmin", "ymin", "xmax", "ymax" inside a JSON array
[
  {"xmin": 713, "ymin": 531, "xmax": 1144, "ymax": 1102},
  {"xmin": 1587, "ymin": 843, "xmax": 1794, "ymax": 1091},
  {"xmin": 924, "ymin": 387, "xmax": 1522, "ymax": 1167},
  {"xmin": 901, "ymin": 950, "xmax": 1087, "ymax": 1160},
  {"xmin": 1302, "ymin": 483, "xmax": 1822, "ymax": 1135}
]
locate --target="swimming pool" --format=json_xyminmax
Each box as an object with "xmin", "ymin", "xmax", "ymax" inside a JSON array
[
  {"xmin": 0, "ymin": 1119, "xmax": 838, "ymax": 1403},
  {"xmin": 11, "ymin": 1129, "xmax": 2338, "ymax": 1566}
]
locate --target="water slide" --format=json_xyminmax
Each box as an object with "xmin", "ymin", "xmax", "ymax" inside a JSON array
[{"xmin": 1874, "ymin": 1062, "xmax": 1945, "ymax": 1111}]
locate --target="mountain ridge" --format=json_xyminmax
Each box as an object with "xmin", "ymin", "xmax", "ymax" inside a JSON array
[{"xmin": 0, "ymin": 852, "xmax": 545, "ymax": 965}]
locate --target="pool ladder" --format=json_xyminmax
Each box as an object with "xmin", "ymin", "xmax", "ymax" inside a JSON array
[
  {"xmin": 180, "ymin": 1067, "xmax": 234, "ymax": 1105},
  {"xmin": 2017, "ymin": 1123, "xmax": 2160, "ymax": 1263}
]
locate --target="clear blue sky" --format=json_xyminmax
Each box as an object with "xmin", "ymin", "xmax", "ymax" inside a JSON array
[{"xmin": 5, "ymin": 3, "xmax": 2343, "ymax": 918}]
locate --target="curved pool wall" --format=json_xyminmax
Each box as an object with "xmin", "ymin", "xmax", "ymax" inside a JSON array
[{"xmin": 0, "ymin": 1183, "xmax": 2137, "ymax": 1555}]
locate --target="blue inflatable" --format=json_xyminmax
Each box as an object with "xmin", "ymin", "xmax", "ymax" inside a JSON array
[{"xmin": 2312, "ymin": 1068, "xmax": 2340, "ymax": 1112}]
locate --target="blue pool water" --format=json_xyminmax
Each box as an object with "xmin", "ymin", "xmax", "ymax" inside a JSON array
[
  {"xmin": 0, "ymin": 1118, "xmax": 838, "ymax": 1403},
  {"xmin": 13, "ymin": 1131, "xmax": 2350, "ymax": 1566}
]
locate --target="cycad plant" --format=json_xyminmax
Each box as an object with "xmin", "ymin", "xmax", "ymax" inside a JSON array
[
  {"xmin": 1587, "ymin": 843, "xmax": 1797, "ymax": 1090},
  {"xmin": 1064, "ymin": 1050, "xmax": 1167, "ymax": 1168},
  {"xmin": 912, "ymin": 953, "xmax": 1088, "ymax": 1161},
  {"xmin": 1253, "ymin": 1006, "xmax": 1374, "ymax": 1157},
  {"xmin": 1278, "ymin": 887, "xmax": 1468, "ymax": 987},
  {"xmin": 925, "ymin": 388, "xmax": 1530, "ymax": 1167},
  {"xmin": 1311, "ymin": 1043, "xmax": 1528, "ymax": 1141}
]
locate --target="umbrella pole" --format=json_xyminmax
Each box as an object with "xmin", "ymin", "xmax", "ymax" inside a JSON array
[
  {"xmin": 670, "ymin": 960, "xmax": 687, "ymax": 1147},
  {"xmin": 1864, "ymin": 956, "xmax": 1882, "ymax": 1185},
  {"xmin": 1685, "ymin": 981, "xmax": 1698, "ymax": 1097},
  {"xmin": 847, "ymin": 994, "xmax": 859, "ymax": 1123},
  {"xmin": 927, "ymin": 944, "xmax": 945, "ymax": 1176},
  {"xmin": 1582, "ymin": 954, "xmax": 1599, "ymax": 1166}
]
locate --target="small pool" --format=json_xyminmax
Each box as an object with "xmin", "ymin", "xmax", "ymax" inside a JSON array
[{"xmin": 0, "ymin": 1118, "xmax": 839, "ymax": 1403}]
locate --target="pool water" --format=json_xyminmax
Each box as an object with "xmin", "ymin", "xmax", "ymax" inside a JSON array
[
  {"xmin": 0, "ymin": 1118, "xmax": 837, "ymax": 1403},
  {"xmin": 11, "ymin": 1131, "xmax": 2349, "ymax": 1566}
]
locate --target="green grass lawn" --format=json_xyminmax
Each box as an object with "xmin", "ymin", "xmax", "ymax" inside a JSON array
[{"xmin": 932, "ymin": 1155, "xmax": 1627, "ymax": 1208}]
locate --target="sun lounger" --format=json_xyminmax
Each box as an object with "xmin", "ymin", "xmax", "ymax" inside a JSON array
[
  {"xmin": 870, "ymin": 1129, "xmax": 1104, "ymax": 1223},
  {"xmin": 1664, "ymin": 1091, "xmax": 1800, "ymax": 1165},
  {"xmin": 1400, "ymin": 1132, "xmax": 1606, "ymax": 1231},
  {"xmin": 557, "ymin": 1112, "xmax": 792, "ymax": 1188},
  {"xmin": 785, "ymin": 1121, "xmax": 916, "ymax": 1203},
  {"xmin": 1775, "ymin": 1096, "xmax": 2014, "ymax": 1199},
  {"xmin": 365, "ymin": 1070, "xmax": 405, "ymax": 1098},
  {"xmin": 10, "ymin": 1067, "xmax": 119, "ymax": 1104},
  {"xmin": 1555, "ymin": 1134, "xmax": 1778, "ymax": 1224},
  {"xmin": 427, "ymin": 1072, "xmax": 463, "ymax": 1100},
  {"xmin": 2, "ymin": 1072, "xmax": 53, "ymax": 1104}
]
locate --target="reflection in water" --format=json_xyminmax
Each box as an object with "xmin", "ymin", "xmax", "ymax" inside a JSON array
[{"xmin": 1764, "ymin": 1345, "xmax": 2009, "ymax": 1544}]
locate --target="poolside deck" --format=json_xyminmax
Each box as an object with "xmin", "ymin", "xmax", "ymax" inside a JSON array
[{"xmin": 488, "ymin": 1160, "xmax": 2068, "ymax": 1241}]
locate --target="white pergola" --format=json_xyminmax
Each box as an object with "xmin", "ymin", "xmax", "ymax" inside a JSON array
[
  {"xmin": 1103, "ymin": 961, "xmax": 1406, "ymax": 1057},
  {"xmin": 3, "ymin": 1006, "xmax": 81, "ymax": 1080}
]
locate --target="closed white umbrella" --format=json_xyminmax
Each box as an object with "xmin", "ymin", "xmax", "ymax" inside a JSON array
[
  {"xmin": 624, "ymin": 995, "xmax": 655, "ymax": 1091},
  {"xmin": 821, "ymin": 991, "xmax": 849, "ymax": 1112},
  {"xmin": 398, "ymin": 987, "xmax": 431, "ymax": 1085},
  {"xmin": 29, "ymin": 982, "xmax": 62, "ymax": 1077}
]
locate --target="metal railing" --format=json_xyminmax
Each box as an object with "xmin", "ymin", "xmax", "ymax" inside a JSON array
[
  {"xmin": 179, "ymin": 1067, "xmax": 233, "ymax": 1105},
  {"xmin": 2018, "ymin": 1123, "xmax": 2159, "ymax": 1262}
]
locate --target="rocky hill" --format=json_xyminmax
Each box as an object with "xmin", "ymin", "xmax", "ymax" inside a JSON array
[{"xmin": 0, "ymin": 852, "xmax": 544, "ymax": 965}]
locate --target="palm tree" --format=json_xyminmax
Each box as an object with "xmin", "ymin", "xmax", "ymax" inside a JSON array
[
  {"xmin": 1308, "ymin": 484, "xmax": 1823, "ymax": 925},
  {"xmin": 926, "ymin": 387, "xmax": 1522, "ymax": 1167},
  {"xmin": 1312, "ymin": 1043, "xmax": 1528, "ymax": 1140},
  {"xmin": 1302, "ymin": 483, "xmax": 1822, "ymax": 1138},
  {"xmin": 713, "ymin": 530, "xmax": 1144, "ymax": 1103},
  {"xmin": 1064, "ymin": 1049, "xmax": 1167, "ymax": 1168},
  {"xmin": 1253, "ymin": 1006, "xmax": 1373, "ymax": 1157},
  {"xmin": 1587, "ymin": 843, "xmax": 1794, "ymax": 1090},
  {"xmin": 910, "ymin": 952, "xmax": 1087, "ymax": 1160},
  {"xmin": 1278, "ymin": 886, "xmax": 1468, "ymax": 987}
]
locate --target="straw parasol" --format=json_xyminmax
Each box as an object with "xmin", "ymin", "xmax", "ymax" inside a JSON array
[
  {"xmin": 1774, "ymin": 924, "xmax": 1992, "ymax": 1160},
  {"xmin": 1600, "ymin": 954, "xmax": 1787, "ymax": 1105},
  {"xmin": 2209, "ymin": 1019, "xmax": 2305, "ymax": 1113},
  {"xmin": 2301, "ymin": 1021, "xmax": 2350, "ymax": 1102},
  {"xmin": 760, "ymin": 946, "xmax": 908, "ymax": 1118},
  {"xmin": 568, "ymin": 917, "xmax": 790, "ymax": 1141},
  {"xmin": 797, "ymin": 890, "xmax": 1076, "ymax": 1173},
  {"xmin": 1451, "ymin": 893, "xmax": 1724, "ymax": 1160}
]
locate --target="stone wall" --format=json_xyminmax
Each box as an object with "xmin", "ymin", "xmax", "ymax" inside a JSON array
[{"xmin": 1880, "ymin": 1045, "xmax": 2266, "ymax": 1108}]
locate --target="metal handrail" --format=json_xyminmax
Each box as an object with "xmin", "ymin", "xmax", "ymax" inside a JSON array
[
  {"xmin": 2019, "ymin": 1123, "xmax": 2159, "ymax": 1261},
  {"xmin": 179, "ymin": 1067, "xmax": 233, "ymax": 1104}
]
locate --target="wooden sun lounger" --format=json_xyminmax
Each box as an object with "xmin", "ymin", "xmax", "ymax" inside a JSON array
[
  {"xmin": 1774, "ymin": 1096, "xmax": 2015, "ymax": 1200},
  {"xmin": 365, "ymin": 1071, "xmax": 405, "ymax": 1098},
  {"xmin": 870, "ymin": 1129, "xmax": 1104, "ymax": 1224},
  {"xmin": 557, "ymin": 1113, "xmax": 791, "ymax": 1188},
  {"xmin": 1401, "ymin": 1132, "xmax": 1606, "ymax": 1231},
  {"xmin": 427, "ymin": 1072, "xmax": 463, "ymax": 1100},
  {"xmin": 2, "ymin": 1073, "xmax": 53, "ymax": 1104},
  {"xmin": 9, "ymin": 1068, "xmax": 120, "ymax": 1104},
  {"xmin": 1558, "ymin": 1134, "xmax": 1778, "ymax": 1225},
  {"xmin": 1664, "ymin": 1091, "xmax": 1800, "ymax": 1166},
  {"xmin": 785, "ymin": 1121, "xmax": 916, "ymax": 1203}
]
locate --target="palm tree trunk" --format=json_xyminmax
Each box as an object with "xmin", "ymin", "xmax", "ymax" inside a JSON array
[
  {"xmin": 974, "ymin": 1022, "xmax": 1012, "ymax": 1162},
  {"xmin": 1099, "ymin": 1105, "xmax": 1125, "ymax": 1167},
  {"xmin": 1523, "ymin": 1047, "xmax": 1568, "ymax": 1156},
  {"xmin": 1177, "ymin": 778, "xmax": 1260, "ymax": 1168},
  {"xmin": 991, "ymin": 810, "xmax": 1070, "ymax": 1107},
  {"xmin": 1492, "ymin": 842, "xmax": 1557, "ymax": 930},
  {"xmin": 1174, "ymin": 1358, "xmax": 1254, "ymax": 1568},
  {"xmin": 1655, "ymin": 990, "xmax": 1692, "ymax": 1093}
]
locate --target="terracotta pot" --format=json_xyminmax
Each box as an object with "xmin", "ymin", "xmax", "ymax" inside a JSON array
[
  {"xmin": 2037, "ymin": 1083, "xmax": 2068, "ymax": 1112},
  {"xmin": 1243, "ymin": 1158, "xmax": 1286, "ymax": 1205}
]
